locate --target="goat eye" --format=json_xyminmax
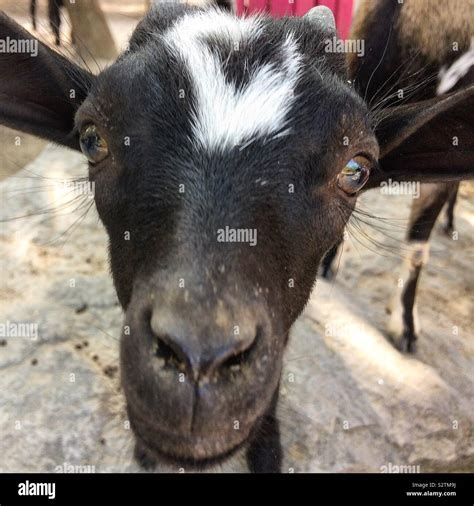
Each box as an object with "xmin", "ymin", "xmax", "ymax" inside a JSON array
[
  {"xmin": 79, "ymin": 125, "xmax": 108, "ymax": 164},
  {"xmin": 337, "ymin": 156, "xmax": 371, "ymax": 195}
]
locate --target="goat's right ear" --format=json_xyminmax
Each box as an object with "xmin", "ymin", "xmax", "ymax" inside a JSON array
[
  {"xmin": 0, "ymin": 13, "xmax": 94, "ymax": 150},
  {"xmin": 367, "ymin": 85, "xmax": 474, "ymax": 187}
]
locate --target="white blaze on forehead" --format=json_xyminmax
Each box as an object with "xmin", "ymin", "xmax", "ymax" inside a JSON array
[{"xmin": 163, "ymin": 10, "xmax": 302, "ymax": 151}]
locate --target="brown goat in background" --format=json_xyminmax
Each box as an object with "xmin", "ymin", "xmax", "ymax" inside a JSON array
[{"xmin": 322, "ymin": 0, "xmax": 474, "ymax": 352}]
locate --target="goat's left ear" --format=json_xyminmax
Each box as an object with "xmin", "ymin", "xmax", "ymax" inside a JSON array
[
  {"xmin": 367, "ymin": 85, "xmax": 474, "ymax": 188},
  {"xmin": 0, "ymin": 13, "xmax": 94, "ymax": 150}
]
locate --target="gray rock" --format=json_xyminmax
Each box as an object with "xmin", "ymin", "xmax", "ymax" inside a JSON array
[{"xmin": 1, "ymin": 145, "xmax": 473, "ymax": 473}]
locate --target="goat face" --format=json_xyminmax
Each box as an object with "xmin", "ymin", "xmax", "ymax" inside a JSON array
[
  {"xmin": 1, "ymin": 5, "xmax": 472, "ymax": 468},
  {"xmin": 73, "ymin": 7, "xmax": 377, "ymax": 463}
]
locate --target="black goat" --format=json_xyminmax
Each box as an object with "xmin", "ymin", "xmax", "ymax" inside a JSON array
[{"xmin": 0, "ymin": 4, "xmax": 473, "ymax": 472}]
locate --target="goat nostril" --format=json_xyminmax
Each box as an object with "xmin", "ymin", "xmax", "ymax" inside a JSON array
[
  {"xmin": 221, "ymin": 326, "xmax": 261, "ymax": 371},
  {"xmin": 155, "ymin": 334, "xmax": 188, "ymax": 371},
  {"xmin": 149, "ymin": 306, "xmax": 262, "ymax": 378}
]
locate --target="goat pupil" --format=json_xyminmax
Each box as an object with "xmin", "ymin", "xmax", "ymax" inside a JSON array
[
  {"xmin": 346, "ymin": 159, "xmax": 362, "ymax": 177},
  {"xmin": 79, "ymin": 125, "xmax": 108, "ymax": 163},
  {"xmin": 337, "ymin": 157, "xmax": 370, "ymax": 195}
]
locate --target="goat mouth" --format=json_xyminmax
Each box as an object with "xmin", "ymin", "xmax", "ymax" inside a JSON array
[
  {"xmin": 136, "ymin": 429, "xmax": 251, "ymax": 469},
  {"xmin": 127, "ymin": 401, "xmax": 264, "ymax": 466}
]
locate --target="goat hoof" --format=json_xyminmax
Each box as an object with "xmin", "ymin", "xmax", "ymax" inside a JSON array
[
  {"xmin": 134, "ymin": 439, "xmax": 158, "ymax": 471},
  {"xmin": 387, "ymin": 318, "xmax": 418, "ymax": 353},
  {"xmin": 393, "ymin": 333, "xmax": 417, "ymax": 354},
  {"xmin": 443, "ymin": 224, "xmax": 454, "ymax": 236},
  {"xmin": 321, "ymin": 267, "xmax": 335, "ymax": 280},
  {"xmin": 387, "ymin": 302, "xmax": 419, "ymax": 353}
]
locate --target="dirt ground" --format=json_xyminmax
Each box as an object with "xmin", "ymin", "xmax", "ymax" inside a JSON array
[{"xmin": 0, "ymin": 145, "xmax": 473, "ymax": 472}]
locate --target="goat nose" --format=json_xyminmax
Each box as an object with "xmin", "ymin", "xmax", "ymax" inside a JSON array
[{"xmin": 149, "ymin": 309, "xmax": 258, "ymax": 380}]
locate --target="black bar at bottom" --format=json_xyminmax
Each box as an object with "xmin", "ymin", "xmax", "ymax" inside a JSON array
[{"xmin": 0, "ymin": 473, "xmax": 471, "ymax": 506}]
